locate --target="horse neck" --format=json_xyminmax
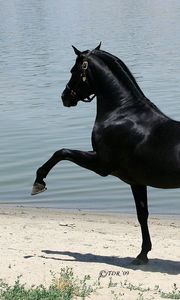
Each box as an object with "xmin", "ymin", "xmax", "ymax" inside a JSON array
[{"xmin": 90, "ymin": 59, "xmax": 144, "ymax": 119}]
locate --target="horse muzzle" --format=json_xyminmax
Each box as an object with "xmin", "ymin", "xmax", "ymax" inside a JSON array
[{"xmin": 61, "ymin": 89, "xmax": 78, "ymax": 107}]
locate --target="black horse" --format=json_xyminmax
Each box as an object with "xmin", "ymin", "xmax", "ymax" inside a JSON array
[{"xmin": 32, "ymin": 43, "xmax": 179, "ymax": 264}]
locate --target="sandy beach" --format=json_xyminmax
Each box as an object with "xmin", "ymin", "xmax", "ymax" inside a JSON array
[{"xmin": 0, "ymin": 206, "xmax": 179, "ymax": 299}]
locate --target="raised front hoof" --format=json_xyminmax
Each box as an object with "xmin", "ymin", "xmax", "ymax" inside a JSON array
[
  {"xmin": 131, "ymin": 256, "xmax": 149, "ymax": 265},
  {"xmin": 31, "ymin": 183, "xmax": 47, "ymax": 195}
]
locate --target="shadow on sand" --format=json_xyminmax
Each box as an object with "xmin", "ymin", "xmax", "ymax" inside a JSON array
[{"xmin": 37, "ymin": 250, "xmax": 180, "ymax": 275}]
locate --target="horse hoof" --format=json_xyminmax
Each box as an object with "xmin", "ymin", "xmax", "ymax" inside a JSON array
[
  {"xmin": 131, "ymin": 257, "xmax": 149, "ymax": 265},
  {"xmin": 31, "ymin": 183, "xmax": 47, "ymax": 195}
]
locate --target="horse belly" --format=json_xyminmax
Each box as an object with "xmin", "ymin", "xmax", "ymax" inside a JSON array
[
  {"xmin": 111, "ymin": 156, "xmax": 180, "ymax": 188},
  {"xmin": 93, "ymin": 123, "xmax": 180, "ymax": 188},
  {"xmin": 144, "ymin": 168, "xmax": 180, "ymax": 189},
  {"xmin": 134, "ymin": 161, "xmax": 180, "ymax": 188}
]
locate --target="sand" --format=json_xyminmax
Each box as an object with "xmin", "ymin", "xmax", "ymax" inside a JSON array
[{"xmin": 0, "ymin": 206, "xmax": 179, "ymax": 299}]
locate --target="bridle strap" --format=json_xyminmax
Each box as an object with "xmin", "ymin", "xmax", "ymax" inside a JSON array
[
  {"xmin": 81, "ymin": 94, "xmax": 96, "ymax": 102},
  {"xmin": 66, "ymin": 60, "xmax": 96, "ymax": 103}
]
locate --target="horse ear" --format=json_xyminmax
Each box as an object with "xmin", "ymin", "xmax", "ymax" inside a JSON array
[
  {"xmin": 95, "ymin": 42, "xmax": 102, "ymax": 50},
  {"xmin": 72, "ymin": 45, "xmax": 81, "ymax": 56}
]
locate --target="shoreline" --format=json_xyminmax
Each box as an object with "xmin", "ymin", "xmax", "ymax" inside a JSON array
[
  {"xmin": 0, "ymin": 204, "xmax": 179, "ymax": 219},
  {"xmin": 0, "ymin": 206, "xmax": 179, "ymax": 299}
]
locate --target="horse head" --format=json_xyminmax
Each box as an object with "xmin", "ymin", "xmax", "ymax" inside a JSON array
[{"xmin": 61, "ymin": 43, "xmax": 101, "ymax": 107}]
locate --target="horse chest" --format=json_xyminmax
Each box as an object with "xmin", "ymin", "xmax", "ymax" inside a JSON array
[{"xmin": 92, "ymin": 122, "xmax": 135, "ymax": 165}]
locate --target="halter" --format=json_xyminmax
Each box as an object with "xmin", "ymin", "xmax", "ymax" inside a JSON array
[{"xmin": 66, "ymin": 60, "xmax": 96, "ymax": 103}]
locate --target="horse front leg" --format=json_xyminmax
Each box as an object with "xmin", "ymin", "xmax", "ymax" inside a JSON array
[
  {"xmin": 131, "ymin": 185, "xmax": 152, "ymax": 265},
  {"xmin": 32, "ymin": 149, "xmax": 109, "ymax": 195}
]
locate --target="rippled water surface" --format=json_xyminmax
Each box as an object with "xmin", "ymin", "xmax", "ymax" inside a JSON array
[{"xmin": 0, "ymin": 0, "xmax": 180, "ymax": 214}]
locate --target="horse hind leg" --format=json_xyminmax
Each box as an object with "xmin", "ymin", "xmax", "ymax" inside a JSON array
[{"xmin": 131, "ymin": 185, "xmax": 152, "ymax": 265}]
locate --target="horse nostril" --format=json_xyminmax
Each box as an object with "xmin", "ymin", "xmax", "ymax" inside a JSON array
[{"xmin": 61, "ymin": 92, "xmax": 65, "ymax": 101}]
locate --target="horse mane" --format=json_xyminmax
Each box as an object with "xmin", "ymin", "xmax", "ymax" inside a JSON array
[
  {"xmin": 92, "ymin": 49, "xmax": 145, "ymax": 97},
  {"xmin": 92, "ymin": 49, "xmax": 162, "ymax": 112}
]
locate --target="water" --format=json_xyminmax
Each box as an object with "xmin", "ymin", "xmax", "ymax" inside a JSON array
[{"xmin": 0, "ymin": 0, "xmax": 180, "ymax": 215}]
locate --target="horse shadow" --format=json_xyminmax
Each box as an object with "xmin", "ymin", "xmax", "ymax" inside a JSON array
[{"xmin": 39, "ymin": 250, "xmax": 180, "ymax": 275}]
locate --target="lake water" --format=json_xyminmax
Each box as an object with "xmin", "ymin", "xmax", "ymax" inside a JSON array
[{"xmin": 0, "ymin": 0, "xmax": 180, "ymax": 215}]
